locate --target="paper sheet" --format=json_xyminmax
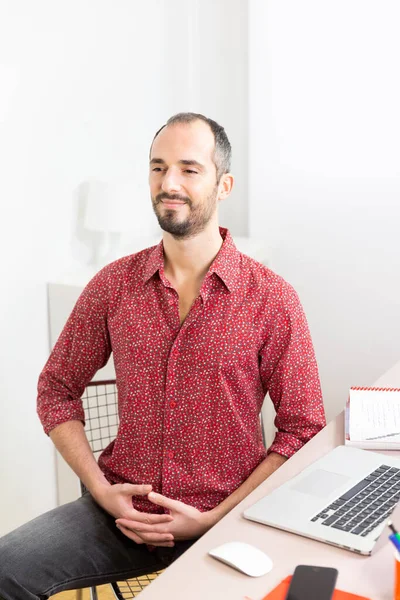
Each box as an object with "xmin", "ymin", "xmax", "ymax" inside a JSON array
[{"xmin": 349, "ymin": 388, "xmax": 400, "ymax": 441}]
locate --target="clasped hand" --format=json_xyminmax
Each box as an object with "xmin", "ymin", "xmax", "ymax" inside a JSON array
[{"xmin": 95, "ymin": 483, "xmax": 214, "ymax": 547}]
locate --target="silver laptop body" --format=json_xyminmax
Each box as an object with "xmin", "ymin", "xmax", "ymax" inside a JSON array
[{"xmin": 244, "ymin": 445, "xmax": 400, "ymax": 555}]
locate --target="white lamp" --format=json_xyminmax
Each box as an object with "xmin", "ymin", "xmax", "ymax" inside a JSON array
[{"xmin": 83, "ymin": 177, "xmax": 159, "ymax": 265}]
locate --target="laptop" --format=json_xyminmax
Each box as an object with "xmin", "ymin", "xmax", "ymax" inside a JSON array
[{"xmin": 244, "ymin": 445, "xmax": 400, "ymax": 555}]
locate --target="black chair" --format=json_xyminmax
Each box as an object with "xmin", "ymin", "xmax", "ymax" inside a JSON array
[{"xmin": 76, "ymin": 379, "xmax": 164, "ymax": 600}]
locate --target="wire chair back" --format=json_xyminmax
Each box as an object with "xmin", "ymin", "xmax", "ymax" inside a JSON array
[{"xmin": 79, "ymin": 379, "xmax": 163, "ymax": 600}]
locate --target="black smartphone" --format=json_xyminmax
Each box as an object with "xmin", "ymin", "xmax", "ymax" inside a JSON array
[{"xmin": 285, "ymin": 565, "xmax": 338, "ymax": 600}]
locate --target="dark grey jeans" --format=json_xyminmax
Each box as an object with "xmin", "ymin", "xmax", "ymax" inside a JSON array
[{"xmin": 0, "ymin": 492, "xmax": 195, "ymax": 600}]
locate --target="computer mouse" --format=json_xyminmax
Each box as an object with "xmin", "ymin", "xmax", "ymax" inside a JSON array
[{"xmin": 208, "ymin": 541, "xmax": 273, "ymax": 577}]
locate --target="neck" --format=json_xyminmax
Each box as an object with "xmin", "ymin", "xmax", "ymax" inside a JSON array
[{"xmin": 162, "ymin": 222, "xmax": 223, "ymax": 284}]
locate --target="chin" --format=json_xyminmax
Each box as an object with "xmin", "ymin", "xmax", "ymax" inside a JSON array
[{"xmin": 158, "ymin": 219, "xmax": 194, "ymax": 238}]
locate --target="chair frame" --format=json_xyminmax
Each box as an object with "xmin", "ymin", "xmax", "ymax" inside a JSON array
[{"xmin": 78, "ymin": 379, "xmax": 163, "ymax": 600}]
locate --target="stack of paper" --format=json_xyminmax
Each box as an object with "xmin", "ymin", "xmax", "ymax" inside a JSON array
[{"xmin": 345, "ymin": 387, "xmax": 400, "ymax": 449}]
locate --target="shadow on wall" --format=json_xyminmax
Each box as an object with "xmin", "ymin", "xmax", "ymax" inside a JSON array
[{"xmin": 71, "ymin": 181, "xmax": 104, "ymax": 265}]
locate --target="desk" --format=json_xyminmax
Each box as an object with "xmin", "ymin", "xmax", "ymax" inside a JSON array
[{"xmin": 139, "ymin": 359, "xmax": 400, "ymax": 600}]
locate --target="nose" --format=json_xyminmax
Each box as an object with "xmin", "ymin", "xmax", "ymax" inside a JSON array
[{"xmin": 161, "ymin": 168, "xmax": 182, "ymax": 194}]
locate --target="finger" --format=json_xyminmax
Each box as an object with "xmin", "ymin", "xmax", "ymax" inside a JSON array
[
  {"xmin": 148, "ymin": 491, "xmax": 183, "ymax": 511},
  {"xmin": 129, "ymin": 511, "xmax": 173, "ymax": 524},
  {"xmin": 149, "ymin": 541, "xmax": 175, "ymax": 548},
  {"xmin": 116, "ymin": 520, "xmax": 174, "ymax": 542},
  {"xmin": 121, "ymin": 483, "xmax": 152, "ymax": 496},
  {"xmin": 144, "ymin": 540, "xmax": 175, "ymax": 548},
  {"xmin": 142, "ymin": 540, "xmax": 175, "ymax": 548},
  {"xmin": 117, "ymin": 524, "xmax": 174, "ymax": 545},
  {"xmin": 116, "ymin": 525, "xmax": 144, "ymax": 545},
  {"xmin": 117, "ymin": 521, "xmax": 174, "ymax": 542},
  {"xmin": 116, "ymin": 519, "xmax": 172, "ymax": 535},
  {"xmin": 142, "ymin": 532, "xmax": 174, "ymax": 543}
]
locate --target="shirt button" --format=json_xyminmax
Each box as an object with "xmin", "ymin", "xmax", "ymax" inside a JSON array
[
  {"xmin": 168, "ymin": 451, "xmax": 174, "ymax": 459},
  {"xmin": 170, "ymin": 401, "xmax": 177, "ymax": 408}
]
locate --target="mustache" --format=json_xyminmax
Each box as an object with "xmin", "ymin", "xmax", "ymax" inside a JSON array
[{"xmin": 155, "ymin": 193, "xmax": 191, "ymax": 206}]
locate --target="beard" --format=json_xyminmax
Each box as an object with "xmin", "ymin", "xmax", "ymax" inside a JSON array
[{"xmin": 151, "ymin": 186, "xmax": 218, "ymax": 239}]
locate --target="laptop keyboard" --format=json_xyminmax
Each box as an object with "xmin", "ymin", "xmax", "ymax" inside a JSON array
[{"xmin": 311, "ymin": 464, "xmax": 400, "ymax": 537}]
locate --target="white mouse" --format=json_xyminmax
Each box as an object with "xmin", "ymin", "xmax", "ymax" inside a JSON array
[{"xmin": 208, "ymin": 541, "xmax": 273, "ymax": 577}]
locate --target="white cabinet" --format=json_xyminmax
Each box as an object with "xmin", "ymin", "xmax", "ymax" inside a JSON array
[{"xmin": 48, "ymin": 238, "xmax": 274, "ymax": 505}]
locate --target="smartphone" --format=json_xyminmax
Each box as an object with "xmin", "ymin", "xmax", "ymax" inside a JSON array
[{"xmin": 285, "ymin": 565, "xmax": 338, "ymax": 600}]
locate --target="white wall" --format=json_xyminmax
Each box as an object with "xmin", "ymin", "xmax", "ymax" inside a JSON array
[
  {"xmin": 249, "ymin": 0, "xmax": 400, "ymax": 421},
  {"xmin": 0, "ymin": 0, "xmax": 248, "ymax": 535}
]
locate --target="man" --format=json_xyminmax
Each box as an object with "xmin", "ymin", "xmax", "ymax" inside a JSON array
[{"xmin": 0, "ymin": 113, "xmax": 326, "ymax": 599}]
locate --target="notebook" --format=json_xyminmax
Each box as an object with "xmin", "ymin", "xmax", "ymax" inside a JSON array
[
  {"xmin": 345, "ymin": 387, "xmax": 400, "ymax": 449},
  {"xmin": 244, "ymin": 445, "xmax": 400, "ymax": 555}
]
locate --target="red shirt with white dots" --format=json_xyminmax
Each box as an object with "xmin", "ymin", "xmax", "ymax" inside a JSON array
[{"xmin": 37, "ymin": 228, "xmax": 326, "ymax": 513}]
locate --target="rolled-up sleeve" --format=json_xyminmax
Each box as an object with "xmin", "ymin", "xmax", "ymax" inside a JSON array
[
  {"xmin": 37, "ymin": 269, "xmax": 112, "ymax": 435},
  {"xmin": 259, "ymin": 283, "xmax": 326, "ymax": 458}
]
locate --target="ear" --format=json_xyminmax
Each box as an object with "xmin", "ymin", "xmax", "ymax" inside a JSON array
[{"xmin": 218, "ymin": 173, "xmax": 234, "ymax": 201}]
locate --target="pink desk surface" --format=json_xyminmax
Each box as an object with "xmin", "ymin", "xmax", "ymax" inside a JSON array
[{"xmin": 139, "ymin": 360, "xmax": 400, "ymax": 600}]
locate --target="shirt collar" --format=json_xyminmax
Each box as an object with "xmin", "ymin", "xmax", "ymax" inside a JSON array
[
  {"xmin": 142, "ymin": 239, "xmax": 165, "ymax": 284},
  {"xmin": 207, "ymin": 227, "xmax": 241, "ymax": 293},
  {"xmin": 142, "ymin": 227, "xmax": 241, "ymax": 293}
]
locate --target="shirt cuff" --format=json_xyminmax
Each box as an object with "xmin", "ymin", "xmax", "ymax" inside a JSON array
[
  {"xmin": 267, "ymin": 431, "xmax": 307, "ymax": 459},
  {"xmin": 39, "ymin": 403, "xmax": 85, "ymax": 436}
]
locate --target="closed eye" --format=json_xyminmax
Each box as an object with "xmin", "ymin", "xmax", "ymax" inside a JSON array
[{"xmin": 184, "ymin": 169, "xmax": 198, "ymax": 174}]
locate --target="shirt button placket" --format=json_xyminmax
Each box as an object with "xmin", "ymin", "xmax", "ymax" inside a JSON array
[{"xmin": 164, "ymin": 336, "xmax": 181, "ymax": 479}]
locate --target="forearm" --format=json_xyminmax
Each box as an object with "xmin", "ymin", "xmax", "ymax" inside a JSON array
[
  {"xmin": 208, "ymin": 452, "xmax": 287, "ymax": 526},
  {"xmin": 50, "ymin": 420, "xmax": 110, "ymax": 497}
]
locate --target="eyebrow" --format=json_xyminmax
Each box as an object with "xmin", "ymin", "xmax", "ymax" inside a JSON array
[{"xmin": 150, "ymin": 158, "xmax": 205, "ymax": 170}]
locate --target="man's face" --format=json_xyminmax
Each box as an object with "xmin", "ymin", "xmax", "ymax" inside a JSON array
[{"xmin": 149, "ymin": 120, "xmax": 220, "ymax": 239}]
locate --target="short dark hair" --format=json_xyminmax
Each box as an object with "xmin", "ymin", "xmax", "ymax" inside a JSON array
[{"xmin": 151, "ymin": 112, "xmax": 232, "ymax": 182}]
